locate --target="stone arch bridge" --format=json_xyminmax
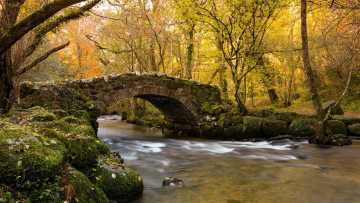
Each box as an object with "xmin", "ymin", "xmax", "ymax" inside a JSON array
[{"xmin": 21, "ymin": 73, "xmax": 222, "ymax": 136}]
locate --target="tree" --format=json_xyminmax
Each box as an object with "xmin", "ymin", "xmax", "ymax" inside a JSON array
[
  {"xmin": 301, "ymin": 0, "xmax": 355, "ymax": 144},
  {"xmin": 0, "ymin": 0, "xmax": 101, "ymax": 114},
  {"xmin": 197, "ymin": 0, "xmax": 281, "ymax": 115}
]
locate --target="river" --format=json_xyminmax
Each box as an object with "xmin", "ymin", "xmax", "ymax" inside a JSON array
[{"xmin": 97, "ymin": 116, "xmax": 360, "ymax": 203}]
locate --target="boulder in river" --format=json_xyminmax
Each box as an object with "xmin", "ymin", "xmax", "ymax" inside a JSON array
[
  {"xmin": 95, "ymin": 157, "xmax": 143, "ymax": 202},
  {"xmin": 162, "ymin": 177, "xmax": 185, "ymax": 187}
]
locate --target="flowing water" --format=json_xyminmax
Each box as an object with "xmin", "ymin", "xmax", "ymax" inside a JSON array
[{"xmin": 97, "ymin": 116, "xmax": 360, "ymax": 203}]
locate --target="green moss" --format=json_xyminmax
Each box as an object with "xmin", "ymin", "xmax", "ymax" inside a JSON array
[
  {"xmin": 231, "ymin": 115, "xmax": 243, "ymax": 125},
  {"xmin": 43, "ymin": 120, "xmax": 71, "ymax": 132},
  {"xmin": 74, "ymin": 125, "xmax": 96, "ymax": 138},
  {"xmin": 95, "ymin": 141, "xmax": 110, "ymax": 156},
  {"xmin": 31, "ymin": 112, "xmax": 57, "ymax": 122},
  {"xmin": 164, "ymin": 78, "xmax": 185, "ymax": 90},
  {"xmin": 200, "ymin": 124, "xmax": 221, "ymax": 138},
  {"xmin": 67, "ymin": 138, "xmax": 99, "ymax": 173},
  {"xmin": 271, "ymin": 112, "xmax": 298, "ymax": 123},
  {"xmin": 328, "ymin": 120, "xmax": 347, "ymax": 135},
  {"xmin": 243, "ymin": 117, "xmax": 264, "ymax": 138},
  {"xmin": 51, "ymin": 109, "xmax": 69, "ymax": 119},
  {"xmin": 95, "ymin": 158, "xmax": 143, "ymax": 203},
  {"xmin": 218, "ymin": 112, "xmax": 233, "ymax": 129},
  {"xmin": 201, "ymin": 103, "xmax": 224, "ymax": 115},
  {"xmin": 62, "ymin": 116, "xmax": 81, "ymax": 125},
  {"xmin": 68, "ymin": 169, "xmax": 109, "ymax": 203},
  {"xmin": 262, "ymin": 120, "xmax": 288, "ymax": 138},
  {"xmin": 38, "ymin": 128, "xmax": 69, "ymax": 147},
  {"xmin": 0, "ymin": 129, "xmax": 66, "ymax": 185},
  {"xmin": 289, "ymin": 118, "xmax": 316, "ymax": 137}
]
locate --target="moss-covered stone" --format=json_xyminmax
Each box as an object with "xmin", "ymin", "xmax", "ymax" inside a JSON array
[
  {"xmin": 62, "ymin": 116, "xmax": 81, "ymax": 125},
  {"xmin": 328, "ymin": 120, "xmax": 347, "ymax": 135},
  {"xmin": 68, "ymin": 169, "xmax": 109, "ymax": 203},
  {"xmin": 288, "ymin": 118, "xmax": 316, "ymax": 137},
  {"xmin": 74, "ymin": 125, "xmax": 96, "ymax": 139},
  {"xmin": 348, "ymin": 124, "xmax": 360, "ymax": 136},
  {"xmin": 38, "ymin": 128, "xmax": 69, "ymax": 147},
  {"xmin": 224, "ymin": 125, "xmax": 245, "ymax": 140},
  {"xmin": 231, "ymin": 115, "xmax": 243, "ymax": 125},
  {"xmin": 243, "ymin": 117, "xmax": 264, "ymax": 138},
  {"xmin": 218, "ymin": 112, "xmax": 233, "ymax": 129},
  {"xmin": 51, "ymin": 109, "xmax": 69, "ymax": 119},
  {"xmin": 95, "ymin": 158, "xmax": 143, "ymax": 203},
  {"xmin": 331, "ymin": 116, "xmax": 360, "ymax": 125},
  {"xmin": 0, "ymin": 129, "xmax": 66, "ymax": 185},
  {"xmin": 200, "ymin": 124, "xmax": 221, "ymax": 138},
  {"xmin": 43, "ymin": 120, "xmax": 71, "ymax": 132},
  {"xmin": 67, "ymin": 138, "xmax": 99, "ymax": 173},
  {"xmin": 272, "ymin": 112, "xmax": 298, "ymax": 123},
  {"xmin": 262, "ymin": 120, "xmax": 288, "ymax": 138},
  {"xmin": 31, "ymin": 112, "xmax": 57, "ymax": 122},
  {"xmin": 201, "ymin": 103, "xmax": 225, "ymax": 115},
  {"xmin": 95, "ymin": 140, "xmax": 111, "ymax": 156}
]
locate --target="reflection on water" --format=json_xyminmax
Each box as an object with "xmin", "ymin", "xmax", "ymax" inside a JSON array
[{"xmin": 97, "ymin": 116, "xmax": 360, "ymax": 203}]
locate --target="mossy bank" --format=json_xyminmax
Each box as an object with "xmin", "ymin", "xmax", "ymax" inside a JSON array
[{"xmin": 0, "ymin": 83, "xmax": 143, "ymax": 202}]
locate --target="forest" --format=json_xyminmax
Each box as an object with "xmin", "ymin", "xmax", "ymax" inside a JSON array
[
  {"xmin": 1, "ymin": 0, "xmax": 360, "ymax": 202},
  {"xmin": 1, "ymin": 0, "xmax": 359, "ymax": 112}
]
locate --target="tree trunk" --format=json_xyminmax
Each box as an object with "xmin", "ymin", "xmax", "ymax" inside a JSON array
[
  {"xmin": 0, "ymin": 51, "xmax": 13, "ymax": 114},
  {"xmin": 149, "ymin": 43, "xmax": 157, "ymax": 72},
  {"xmin": 235, "ymin": 86, "xmax": 248, "ymax": 115},
  {"xmin": 185, "ymin": 24, "xmax": 195, "ymax": 79},
  {"xmin": 268, "ymin": 88, "xmax": 278, "ymax": 104},
  {"xmin": 301, "ymin": 0, "xmax": 326, "ymax": 137}
]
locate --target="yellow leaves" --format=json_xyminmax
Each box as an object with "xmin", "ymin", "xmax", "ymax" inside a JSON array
[{"xmin": 74, "ymin": 197, "xmax": 80, "ymax": 202}]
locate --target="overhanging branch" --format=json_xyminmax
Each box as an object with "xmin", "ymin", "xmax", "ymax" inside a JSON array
[
  {"xmin": 0, "ymin": 0, "xmax": 88, "ymax": 55},
  {"xmin": 15, "ymin": 41, "xmax": 70, "ymax": 77}
]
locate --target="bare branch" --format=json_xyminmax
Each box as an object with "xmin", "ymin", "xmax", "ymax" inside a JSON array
[
  {"xmin": 17, "ymin": 0, "xmax": 101, "ymax": 68},
  {"xmin": 15, "ymin": 41, "xmax": 70, "ymax": 77}
]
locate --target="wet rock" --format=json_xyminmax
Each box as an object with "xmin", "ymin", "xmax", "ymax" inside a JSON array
[
  {"xmin": 288, "ymin": 144, "xmax": 300, "ymax": 149},
  {"xmin": 162, "ymin": 177, "xmax": 185, "ymax": 188}
]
